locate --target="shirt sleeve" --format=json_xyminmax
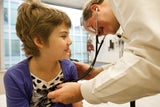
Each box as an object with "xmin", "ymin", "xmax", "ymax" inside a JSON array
[
  {"xmin": 70, "ymin": 61, "xmax": 78, "ymax": 80},
  {"xmin": 4, "ymin": 69, "xmax": 30, "ymax": 107},
  {"xmin": 80, "ymin": 52, "xmax": 160, "ymax": 104}
]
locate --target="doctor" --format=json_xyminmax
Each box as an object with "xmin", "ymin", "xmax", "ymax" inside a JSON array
[{"xmin": 48, "ymin": 0, "xmax": 160, "ymax": 104}]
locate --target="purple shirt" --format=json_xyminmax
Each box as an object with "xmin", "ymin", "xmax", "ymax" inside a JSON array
[{"xmin": 4, "ymin": 57, "xmax": 78, "ymax": 107}]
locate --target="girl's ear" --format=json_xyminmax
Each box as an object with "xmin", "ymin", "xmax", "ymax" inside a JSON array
[{"xmin": 33, "ymin": 37, "xmax": 44, "ymax": 48}]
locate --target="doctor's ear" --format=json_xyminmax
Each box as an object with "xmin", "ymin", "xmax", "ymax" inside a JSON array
[{"xmin": 91, "ymin": 4, "xmax": 99, "ymax": 12}]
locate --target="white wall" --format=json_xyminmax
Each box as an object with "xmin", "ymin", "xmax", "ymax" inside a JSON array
[
  {"xmin": 89, "ymin": 34, "xmax": 121, "ymax": 64},
  {"xmin": 0, "ymin": 0, "xmax": 5, "ymax": 72},
  {"xmin": 0, "ymin": 72, "xmax": 5, "ymax": 94}
]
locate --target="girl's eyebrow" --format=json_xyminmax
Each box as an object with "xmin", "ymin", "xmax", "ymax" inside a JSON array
[
  {"xmin": 60, "ymin": 31, "xmax": 69, "ymax": 34},
  {"xmin": 59, "ymin": 30, "xmax": 69, "ymax": 33}
]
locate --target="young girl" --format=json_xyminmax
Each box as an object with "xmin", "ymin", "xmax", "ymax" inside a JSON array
[{"xmin": 4, "ymin": 0, "xmax": 82, "ymax": 107}]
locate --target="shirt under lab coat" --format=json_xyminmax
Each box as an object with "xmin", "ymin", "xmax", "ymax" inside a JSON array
[{"xmin": 81, "ymin": 0, "xmax": 160, "ymax": 104}]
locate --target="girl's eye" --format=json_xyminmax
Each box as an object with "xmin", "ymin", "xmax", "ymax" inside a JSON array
[{"xmin": 61, "ymin": 35, "xmax": 67, "ymax": 39}]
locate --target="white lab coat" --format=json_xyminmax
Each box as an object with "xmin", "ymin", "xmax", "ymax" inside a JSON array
[{"xmin": 81, "ymin": 0, "xmax": 160, "ymax": 104}]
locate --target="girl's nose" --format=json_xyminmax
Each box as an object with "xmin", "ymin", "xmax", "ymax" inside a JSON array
[{"xmin": 68, "ymin": 38, "xmax": 72, "ymax": 45}]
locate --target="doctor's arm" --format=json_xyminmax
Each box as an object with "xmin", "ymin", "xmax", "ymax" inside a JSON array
[
  {"xmin": 73, "ymin": 61, "xmax": 104, "ymax": 80},
  {"xmin": 48, "ymin": 52, "xmax": 160, "ymax": 104}
]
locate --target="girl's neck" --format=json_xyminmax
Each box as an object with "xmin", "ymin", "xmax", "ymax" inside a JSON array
[{"xmin": 29, "ymin": 57, "xmax": 61, "ymax": 82}]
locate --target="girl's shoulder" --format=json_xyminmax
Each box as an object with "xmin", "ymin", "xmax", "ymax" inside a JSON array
[{"xmin": 60, "ymin": 59, "xmax": 74, "ymax": 66}]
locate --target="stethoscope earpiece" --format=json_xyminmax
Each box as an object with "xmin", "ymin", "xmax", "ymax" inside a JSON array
[{"xmin": 96, "ymin": 8, "xmax": 98, "ymax": 12}]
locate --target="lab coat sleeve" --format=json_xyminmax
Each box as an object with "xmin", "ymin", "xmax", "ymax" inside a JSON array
[{"xmin": 80, "ymin": 51, "xmax": 160, "ymax": 104}]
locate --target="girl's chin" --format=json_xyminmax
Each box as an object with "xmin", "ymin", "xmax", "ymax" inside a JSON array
[{"xmin": 62, "ymin": 55, "xmax": 70, "ymax": 60}]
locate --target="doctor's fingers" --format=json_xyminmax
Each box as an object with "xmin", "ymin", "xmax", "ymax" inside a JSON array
[
  {"xmin": 74, "ymin": 61, "xmax": 90, "ymax": 70},
  {"xmin": 47, "ymin": 89, "xmax": 59, "ymax": 99},
  {"xmin": 47, "ymin": 90, "xmax": 64, "ymax": 103},
  {"xmin": 48, "ymin": 90, "xmax": 71, "ymax": 104}
]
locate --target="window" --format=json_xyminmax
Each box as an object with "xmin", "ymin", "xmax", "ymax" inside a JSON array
[
  {"xmin": 0, "ymin": 0, "xmax": 88, "ymax": 71},
  {"xmin": 4, "ymin": 8, "xmax": 8, "ymax": 23}
]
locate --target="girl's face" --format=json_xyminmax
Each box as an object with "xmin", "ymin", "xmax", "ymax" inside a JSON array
[{"xmin": 41, "ymin": 23, "xmax": 72, "ymax": 60}]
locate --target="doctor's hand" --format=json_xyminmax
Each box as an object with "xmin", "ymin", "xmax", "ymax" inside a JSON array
[
  {"xmin": 47, "ymin": 82, "xmax": 83, "ymax": 104},
  {"xmin": 74, "ymin": 61, "xmax": 103, "ymax": 80}
]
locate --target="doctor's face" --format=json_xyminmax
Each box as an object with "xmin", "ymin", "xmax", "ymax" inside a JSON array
[{"xmin": 83, "ymin": 4, "xmax": 120, "ymax": 36}]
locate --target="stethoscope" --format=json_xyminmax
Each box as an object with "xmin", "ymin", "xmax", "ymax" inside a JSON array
[
  {"xmin": 73, "ymin": 8, "xmax": 106, "ymax": 82},
  {"xmin": 73, "ymin": 9, "xmax": 136, "ymax": 107},
  {"xmin": 74, "ymin": 35, "xmax": 106, "ymax": 82}
]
